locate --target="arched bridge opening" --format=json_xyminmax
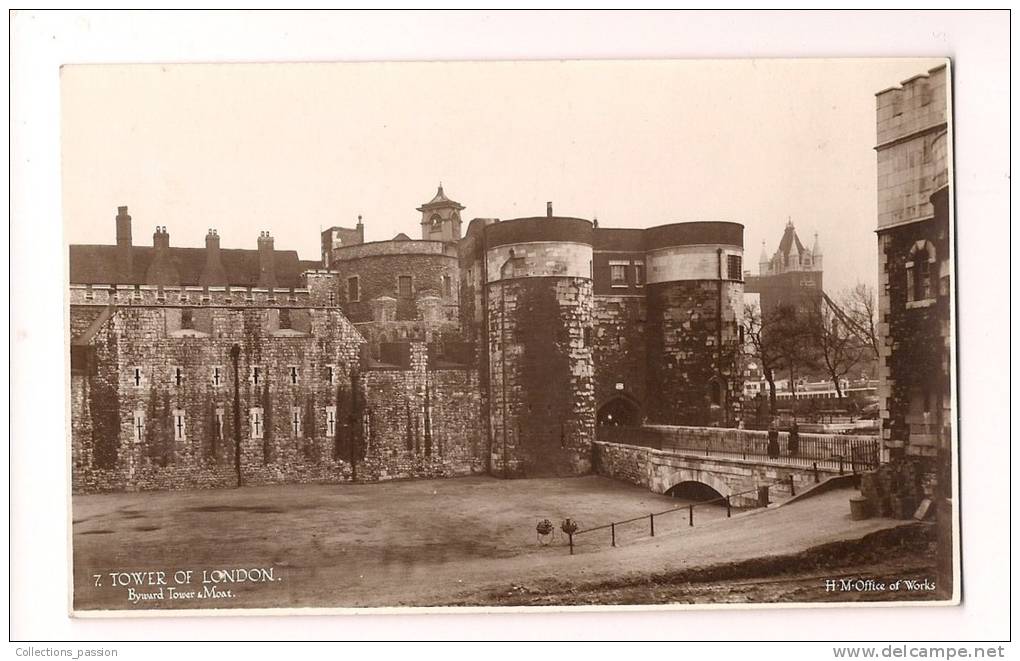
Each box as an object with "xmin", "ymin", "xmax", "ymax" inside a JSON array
[{"xmin": 665, "ymin": 480, "xmax": 726, "ymax": 503}]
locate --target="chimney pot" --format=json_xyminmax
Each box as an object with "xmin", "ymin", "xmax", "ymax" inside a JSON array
[{"xmin": 546, "ymin": 201, "xmax": 553, "ymax": 217}]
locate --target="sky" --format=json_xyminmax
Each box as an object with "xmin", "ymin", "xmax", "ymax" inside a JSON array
[{"xmin": 62, "ymin": 58, "xmax": 945, "ymax": 294}]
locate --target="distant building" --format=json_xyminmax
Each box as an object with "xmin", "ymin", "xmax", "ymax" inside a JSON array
[
  {"xmin": 873, "ymin": 64, "xmax": 952, "ymax": 480},
  {"xmin": 744, "ymin": 219, "xmax": 823, "ymax": 316}
]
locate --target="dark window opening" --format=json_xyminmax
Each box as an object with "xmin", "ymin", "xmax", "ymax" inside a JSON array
[
  {"xmin": 181, "ymin": 309, "xmax": 194, "ymax": 329},
  {"xmin": 398, "ymin": 275, "xmax": 413, "ymax": 299},
  {"xmin": 727, "ymin": 254, "xmax": 743, "ymax": 280},
  {"xmin": 634, "ymin": 262, "xmax": 645, "ymax": 287},
  {"xmin": 347, "ymin": 276, "xmax": 360, "ymax": 302},
  {"xmin": 709, "ymin": 380, "xmax": 723, "ymax": 407},
  {"xmin": 279, "ymin": 308, "xmax": 292, "ymax": 329},
  {"xmin": 442, "ymin": 275, "xmax": 452, "ymax": 297},
  {"xmin": 914, "ymin": 251, "xmax": 932, "ymax": 300},
  {"xmin": 610, "ymin": 264, "xmax": 627, "ymax": 287}
]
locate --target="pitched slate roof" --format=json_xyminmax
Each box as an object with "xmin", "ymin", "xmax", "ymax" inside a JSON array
[{"xmin": 69, "ymin": 245, "xmax": 310, "ymax": 288}]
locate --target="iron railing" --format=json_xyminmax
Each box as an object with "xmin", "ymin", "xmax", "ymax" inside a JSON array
[
  {"xmin": 563, "ymin": 475, "xmax": 800, "ymax": 555},
  {"xmin": 596, "ymin": 425, "xmax": 880, "ymax": 473}
]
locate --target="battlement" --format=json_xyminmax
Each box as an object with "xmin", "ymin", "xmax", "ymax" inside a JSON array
[
  {"xmin": 69, "ymin": 283, "xmax": 316, "ymax": 307},
  {"xmin": 876, "ymin": 64, "xmax": 948, "ymax": 147}
]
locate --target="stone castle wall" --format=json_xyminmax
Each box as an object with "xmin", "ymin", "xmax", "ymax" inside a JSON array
[{"xmin": 486, "ymin": 277, "xmax": 595, "ymax": 477}]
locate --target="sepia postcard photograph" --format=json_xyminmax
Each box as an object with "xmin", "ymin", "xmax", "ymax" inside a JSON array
[{"xmin": 61, "ymin": 56, "xmax": 961, "ymax": 615}]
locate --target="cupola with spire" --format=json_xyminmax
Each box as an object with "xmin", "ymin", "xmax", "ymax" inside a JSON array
[{"xmin": 417, "ymin": 183, "xmax": 465, "ymax": 242}]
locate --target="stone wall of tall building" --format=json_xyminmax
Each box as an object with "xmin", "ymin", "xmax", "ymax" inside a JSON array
[{"xmin": 874, "ymin": 64, "xmax": 952, "ymax": 476}]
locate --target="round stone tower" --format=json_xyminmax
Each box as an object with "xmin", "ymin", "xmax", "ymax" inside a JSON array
[
  {"xmin": 483, "ymin": 214, "xmax": 595, "ymax": 477},
  {"xmin": 643, "ymin": 222, "xmax": 745, "ymax": 426}
]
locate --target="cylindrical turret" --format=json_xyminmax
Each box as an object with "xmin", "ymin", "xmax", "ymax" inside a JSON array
[
  {"xmin": 643, "ymin": 222, "xmax": 744, "ymax": 426},
  {"xmin": 483, "ymin": 216, "xmax": 595, "ymax": 477}
]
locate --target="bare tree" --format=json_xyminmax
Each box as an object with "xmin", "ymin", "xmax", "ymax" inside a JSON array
[
  {"xmin": 807, "ymin": 301, "xmax": 866, "ymax": 399},
  {"xmin": 769, "ymin": 303, "xmax": 819, "ymax": 407},
  {"xmin": 840, "ymin": 283, "xmax": 880, "ymax": 361},
  {"xmin": 742, "ymin": 302, "xmax": 782, "ymax": 418}
]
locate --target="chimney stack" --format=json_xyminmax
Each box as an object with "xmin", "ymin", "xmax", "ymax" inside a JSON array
[
  {"xmin": 152, "ymin": 225, "xmax": 170, "ymax": 250},
  {"xmin": 257, "ymin": 231, "xmax": 277, "ymax": 288},
  {"xmin": 356, "ymin": 214, "xmax": 365, "ymax": 244},
  {"xmin": 546, "ymin": 201, "xmax": 553, "ymax": 217},
  {"xmin": 200, "ymin": 228, "xmax": 228, "ymax": 287},
  {"xmin": 145, "ymin": 226, "xmax": 180, "ymax": 286},
  {"xmin": 115, "ymin": 205, "xmax": 133, "ymax": 283}
]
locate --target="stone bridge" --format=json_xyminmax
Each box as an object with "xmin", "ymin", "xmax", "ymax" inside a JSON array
[{"xmin": 593, "ymin": 439, "xmax": 857, "ymax": 507}]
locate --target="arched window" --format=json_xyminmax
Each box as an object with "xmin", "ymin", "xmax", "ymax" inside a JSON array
[
  {"xmin": 709, "ymin": 378, "xmax": 724, "ymax": 407},
  {"xmin": 906, "ymin": 240, "xmax": 937, "ymax": 304}
]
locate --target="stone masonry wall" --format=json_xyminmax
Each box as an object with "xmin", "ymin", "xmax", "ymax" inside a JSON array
[
  {"xmin": 71, "ymin": 304, "xmax": 366, "ymax": 493},
  {"xmin": 592, "ymin": 295, "xmax": 647, "ymax": 418},
  {"xmin": 645, "ymin": 280, "xmax": 743, "ymax": 426},
  {"xmin": 360, "ymin": 343, "xmax": 485, "ymax": 480},
  {"xmin": 487, "ymin": 277, "xmax": 595, "ymax": 477}
]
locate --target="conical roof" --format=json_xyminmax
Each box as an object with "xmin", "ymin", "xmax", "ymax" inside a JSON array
[{"xmin": 777, "ymin": 220, "xmax": 805, "ymax": 258}]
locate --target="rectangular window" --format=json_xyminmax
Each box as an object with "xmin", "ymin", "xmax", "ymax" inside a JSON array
[
  {"xmin": 325, "ymin": 406, "xmax": 337, "ymax": 437},
  {"xmin": 250, "ymin": 407, "xmax": 264, "ymax": 439},
  {"xmin": 327, "ymin": 365, "xmax": 336, "ymax": 386},
  {"xmin": 610, "ymin": 263, "xmax": 628, "ymax": 287},
  {"xmin": 132, "ymin": 410, "xmax": 145, "ymax": 443},
  {"xmin": 291, "ymin": 406, "xmax": 303, "ymax": 438},
  {"xmin": 329, "ymin": 291, "xmax": 336, "ymax": 307},
  {"xmin": 250, "ymin": 366, "xmax": 262, "ymax": 386},
  {"xmin": 442, "ymin": 275, "xmax": 452, "ymax": 297},
  {"xmin": 347, "ymin": 276, "xmax": 360, "ymax": 302},
  {"xmin": 84, "ymin": 285, "xmax": 94, "ymax": 301},
  {"xmin": 215, "ymin": 407, "xmax": 225, "ymax": 441},
  {"xmin": 172, "ymin": 366, "xmax": 185, "ymax": 387},
  {"xmin": 633, "ymin": 261, "xmax": 645, "ymax": 287},
  {"xmin": 279, "ymin": 308, "xmax": 292, "ymax": 329},
  {"xmin": 727, "ymin": 254, "xmax": 742, "ymax": 281},
  {"xmin": 181, "ymin": 309, "xmax": 194, "ymax": 329},
  {"xmin": 398, "ymin": 275, "xmax": 413, "ymax": 298},
  {"xmin": 131, "ymin": 367, "xmax": 144, "ymax": 388},
  {"xmin": 211, "ymin": 366, "xmax": 224, "ymax": 387},
  {"xmin": 172, "ymin": 409, "xmax": 187, "ymax": 441},
  {"xmin": 289, "ymin": 366, "xmax": 300, "ymax": 385}
]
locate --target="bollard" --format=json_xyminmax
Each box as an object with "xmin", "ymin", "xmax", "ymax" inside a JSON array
[
  {"xmin": 839, "ymin": 456, "xmax": 845, "ymax": 476},
  {"xmin": 788, "ymin": 474, "xmax": 796, "ymax": 497},
  {"xmin": 689, "ymin": 503, "xmax": 694, "ymax": 526},
  {"xmin": 726, "ymin": 495, "xmax": 732, "ymax": 518},
  {"xmin": 611, "ymin": 522, "xmax": 616, "ymax": 547},
  {"xmin": 650, "ymin": 513, "xmax": 655, "ymax": 537},
  {"xmin": 813, "ymin": 461, "xmax": 820, "ymax": 483},
  {"xmin": 757, "ymin": 485, "xmax": 770, "ymax": 507},
  {"xmin": 568, "ymin": 533, "xmax": 574, "ymax": 555}
]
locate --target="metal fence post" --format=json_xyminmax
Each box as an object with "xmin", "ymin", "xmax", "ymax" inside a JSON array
[
  {"xmin": 689, "ymin": 503, "xmax": 694, "ymax": 526},
  {"xmin": 611, "ymin": 522, "xmax": 616, "ymax": 547},
  {"xmin": 839, "ymin": 456, "xmax": 845, "ymax": 476},
  {"xmin": 568, "ymin": 533, "xmax": 574, "ymax": 555},
  {"xmin": 788, "ymin": 474, "xmax": 796, "ymax": 497},
  {"xmin": 649, "ymin": 513, "xmax": 655, "ymax": 537},
  {"xmin": 813, "ymin": 461, "xmax": 820, "ymax": 483},
  {"xmin": 726, "ymin": 495, "xmax": 731, "ymax": 518}
]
